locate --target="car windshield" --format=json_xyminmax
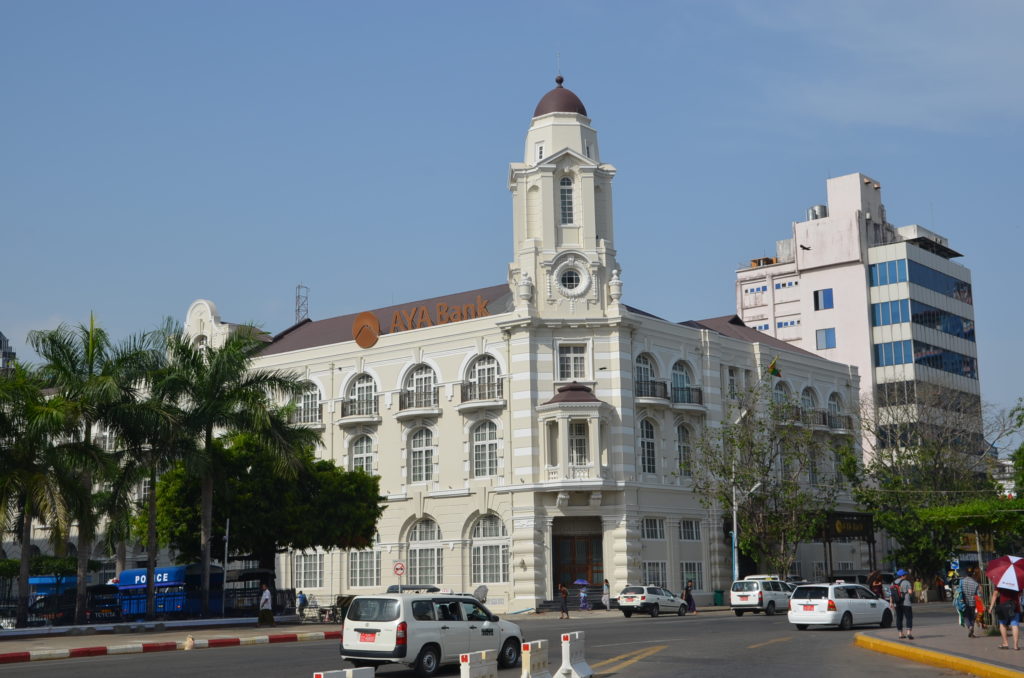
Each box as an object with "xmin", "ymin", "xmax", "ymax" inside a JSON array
[
  {"xmin": 731, "ymin": 581, "xmax": 758, "ymax": 592},
  {"xmin": 346, "ymin": 598, "xmax": 401, "ymax": 622},
  {"xmin": 621, "ymin": 587, "xmax": 644, "ymax": 595},
  {"xmin": 793, "ymin": 586, "xmax": 829, "ymax": 600}
]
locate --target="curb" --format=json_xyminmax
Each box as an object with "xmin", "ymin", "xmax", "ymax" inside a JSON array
[
  {"xmin": 855, "ymin": 633, "xmax": 1024, "ymax": 678},
  {"xmin": 0, "ymin": 630, "xmax": 341, "ymax": 665}
]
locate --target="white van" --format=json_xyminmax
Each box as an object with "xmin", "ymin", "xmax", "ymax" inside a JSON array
[
  {"xmin": 339, "ymin": 592, "xmax": 523, "ymax": 676},
  {"xmin": 730, "ymin": 579, "xmax": 792, "ymax": 616}
]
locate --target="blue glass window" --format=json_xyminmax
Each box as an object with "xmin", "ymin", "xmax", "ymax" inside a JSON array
[{"xmin": 815, "ymin": 328, "xmax": 836, "ymax": 350}]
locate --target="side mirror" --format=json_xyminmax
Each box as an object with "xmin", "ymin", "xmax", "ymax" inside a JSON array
[{"xmin": 489, "ymin": 615, "xmax": 499, "ymax": 622}]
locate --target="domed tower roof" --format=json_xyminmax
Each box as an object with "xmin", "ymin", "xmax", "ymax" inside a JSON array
[
  {"xmin": 533, "ymin": 75, "xmax": 587, "ymax": 117},
  {"xmin": 542, "ymin": 381, "xmax": 602, "ymax": 405}
]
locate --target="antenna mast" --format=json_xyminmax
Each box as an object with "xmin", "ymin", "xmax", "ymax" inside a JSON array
[{"xmin": 295, "ymin": 284, "xmax": 309, "ymax": 323}]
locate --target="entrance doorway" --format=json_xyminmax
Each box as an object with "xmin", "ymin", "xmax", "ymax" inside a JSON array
[{"xmin": 554, "ymin": 535, "xmax": 603, "ymax": 594}]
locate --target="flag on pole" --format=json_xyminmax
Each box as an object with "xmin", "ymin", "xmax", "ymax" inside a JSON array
[{"xmin": 767, "ymin": 357, "xmax": 781, "ymax": 377}]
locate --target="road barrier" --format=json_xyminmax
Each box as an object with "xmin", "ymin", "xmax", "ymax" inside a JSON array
[
  {"xmin": 460, "ymin": 648, "xmax": 498, "ymax": 678},
  {"xmin": 521, "ymin": 639, "xmax": 552, "ymax": 678},
  {"xmin": 557, "ymin": 631, "xmax": 593, "ymax": 678},
  {"xmin": 312, "ymin": 669, "xmax": 373, "ymax": 678}
]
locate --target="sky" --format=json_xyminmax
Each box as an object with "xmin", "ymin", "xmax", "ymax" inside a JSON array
[{"xmin": 2, "ymin": 1, "xmax": 1022, "ymax": 421}]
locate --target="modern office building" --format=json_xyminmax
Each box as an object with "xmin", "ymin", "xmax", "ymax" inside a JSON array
[
  {"xmin": 735, "ymin": 173, "xmax": 982, "ymax": 459},
  {"xmin": 0, "ymin": 331, "xmax": 15, "ymax": 372},
  {"xmin": 181, "ymin": 78, "xmax": 864, "ymax": 610}
]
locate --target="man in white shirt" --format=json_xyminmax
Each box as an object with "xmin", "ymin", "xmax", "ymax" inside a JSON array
[{"xmin": 258, "ymin": 583, "xmax": 274, "ymax": 627}]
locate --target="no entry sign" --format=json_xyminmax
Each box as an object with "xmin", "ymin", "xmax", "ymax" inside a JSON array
[{"xmin": 393, "ymin": 561, "xmax": 406, "ymax": 577}]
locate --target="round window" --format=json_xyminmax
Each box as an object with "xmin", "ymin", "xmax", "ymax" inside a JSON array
[{"xmin": 560, "ymin": 269, "xmax": 581, "ymax": 290}]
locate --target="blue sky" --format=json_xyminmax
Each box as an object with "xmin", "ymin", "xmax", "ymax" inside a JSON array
[{"xmin": 3, "ymin": 1, "xmax": 1021, "ymax": 421}]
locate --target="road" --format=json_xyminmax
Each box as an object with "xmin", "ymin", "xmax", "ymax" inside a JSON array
[{"xmin": 0, "ymin": 606, "xmax": 964, "ymax": 677}]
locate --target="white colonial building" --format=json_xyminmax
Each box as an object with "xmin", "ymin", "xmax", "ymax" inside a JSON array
[{"xmin": 184, "ymin": 78, "xmax": 865, "ymax": 610}]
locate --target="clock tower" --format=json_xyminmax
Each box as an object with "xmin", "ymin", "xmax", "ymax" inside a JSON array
[{"xmin": 508, "ymin": 77, "xmax": 622, "ymax": 319}]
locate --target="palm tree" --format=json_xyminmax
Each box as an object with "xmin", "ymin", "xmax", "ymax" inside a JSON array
[
  {"xmin": 157, "ymin": 326, "xmax": 312, "ymax": 616},
  {"xmin": 0, "ymin": 364, "xmax": 79, "ymax": 628},
  {"xmin": 28, "ymin": 315, "xmax": 152, "ymax": 624}
]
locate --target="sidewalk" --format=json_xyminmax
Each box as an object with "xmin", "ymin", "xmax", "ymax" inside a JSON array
[
  {"xmin": 857, "ymin": 617, "xmax": 1024, "ymax": 677},
  {"xmin": 0, "ymin": 618, "xmax": 337, "ymax": 665}
]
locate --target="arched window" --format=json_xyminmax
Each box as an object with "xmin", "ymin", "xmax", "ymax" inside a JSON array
[
  {"xmin": 828, "ymin": 393, "xmax": 842, "ymax": 415},
  {"xmin": 636, "ymin": 354, "xmax": 662, "ymax": 398},
  {"xmin": 295, "ymin": 385, "xmax": 322, "ymax": 424},
  {"xmin": 352, "ymin": 435, "xmax": 374, "ymax": 473},
  {"xmin": 408, "ymin": 518, "xmax": 443, "ymax": 585},
  {"xmin": 471, "ymin": 515, "xmax": 509, "ymax": 583},
  {"xmin": 559, "ymin": 176, "xmax": 574, "ymax": 224},
  {"xmin": 636, "ymin": 354, "xmax": 654, "ymax": 383},
  {"xmin": 773, "ymin": 381, "xmax": 791, "ymax": 404},
  {"xmin": 404, "ymin": 365, "xmax": 437, "ymax": 408},
  {"xmin": 801, "ymin": 388, "xmax": 818, "ymax": 411},
  {"xmin": 672, "ymin": 361, "xmax": 692, "ymax": 389},
  {"xmin": 676, "ymin": 424, "xmax": 692, "ymax": 477},
  {"xmin": 409, "ymin": 428, "xmax": 434, "ymax": 483},
  {"xmin": 347, "ymin": 374, "xmax": 378, "ymax": 416},
  {"xmin": 466, "ymin": 355, "xmax": 500, "ymax": 400},
  {"xmin": 640, "ymin": 419, "xmax": 657, "ymax": 474},
  {"xmin": 472, "ymin": 421, "xmax": 498, "ymax": 478}
]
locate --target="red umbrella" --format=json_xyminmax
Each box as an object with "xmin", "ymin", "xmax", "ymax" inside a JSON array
[{"xmin": 985, "ymin": 556, "xmax": 1024, "ymax": 592}]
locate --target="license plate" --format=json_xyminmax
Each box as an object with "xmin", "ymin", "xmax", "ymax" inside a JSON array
[
  {"xmin": 359, "ymin": 633, "xmax": 376, "ymax": 643},
  {"xmin": 803, "ymin": 604, "xmax": 814, "ymax": 611},
  {"xmin": 624, "ymin": 597, "xmax": 634, "ymax": 602},
  {"xmin": 739, "ymin": 595, "xmax": 748, "ymax": 600}
]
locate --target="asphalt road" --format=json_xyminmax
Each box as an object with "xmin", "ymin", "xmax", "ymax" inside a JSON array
[{"xmin": 0, "ymin": 606, "xmax": 964, "ymax": 678}]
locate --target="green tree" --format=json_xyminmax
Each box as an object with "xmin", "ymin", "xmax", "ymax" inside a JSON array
[
  {"xmin": 691, "ymin": 374, "xmax": 853, "ymax": 577},
  {"xmin": 0, "ymin": 364, "xmax": 79, "ymax": 627},
  {"xmin": 848, "ymin": 384, "xmax": 1011, "ymax": 579},
  {"xmin": 29, "ymin": 315, "xmax": 151, "ymax": 624},
  {"xmin": 144, "ymin": 433, "xmax": 383, "ymax": 570},
  {"xmin": 155, "ymin": 327, "xmax": 314, "ymax": 615}
]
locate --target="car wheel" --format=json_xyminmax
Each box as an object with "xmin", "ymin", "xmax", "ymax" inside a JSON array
[
  {"xmin": 677, "ymin": 605, "xmax": 687, "ymax": 616},
  {"xmin": 734, "ymin": 610, "xmax": 744, "ymax": 617},
  {"xmin": 623, "ymin": 610, "xmax": 633, "ymax": 618},
  {"xmin": 838, "ymin": 612, "xmax": 853, "ymax": 631},
  {"xmin": 650, "ymin": 604, "xmax": 659, "ymax": 618},
  {"xmin": 498, "ymin": 638, "xmax": 521, "ymax": 668},
  {"xmin": 795, "ymin": 624, "xmax": 808, "ymax": 631},
  {"xmin": 765, "ymin": 601, "xmax": 776, "ymax": 616},
  {"xmin": 414, "ymin": 644, "xmax": 441, "ymax": 677},
  {"xmin": 880, "ymin": 609, "xmax": 893, "ymax": 628}
]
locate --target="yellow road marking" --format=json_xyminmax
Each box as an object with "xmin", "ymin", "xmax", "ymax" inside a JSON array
[
  {"xmin": 595, "ymin": 644, "xmax": 667, "ymax": 674},
  {"xmin": 748, "ymin": 636, "xmax": 792, "ymax": 649},
  {"xmin": 590, "ymin": 646, "xmax": 653, "ymax": 669}
]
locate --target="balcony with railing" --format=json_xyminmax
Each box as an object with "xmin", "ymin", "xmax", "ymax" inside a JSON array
[
  {"xmin": 670, "ymin": 386, "xmax": 704, "ymax": 410},
  {"xmin": 635, "ymin": 379, "xmax": 670, "ymax": 406},
  {"xmin": 546, "ymin": 464, "xmax": 605, "ymax": 481},
  {"xmin": 337, "ymin": 396, "xmax": 381, "ymax": 427},
  {"xmin": 457, "ymin": 380, "xmax": 506, "ymax": 413},
  {"xmin": 828, "ymin": 413, "xmax": 854, "ymax": 432},
  {"xmin": 396, "ymin": 388, "xmax": 441, "ymax": 420},
  {"xmin": 801, "ymin": 408, "xmax": 829, "ymax": 428}
]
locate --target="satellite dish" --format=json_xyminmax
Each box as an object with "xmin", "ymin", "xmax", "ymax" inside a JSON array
[{"xmin": 473, "ymin": 585, "xmax": 488, "ymax": 603}]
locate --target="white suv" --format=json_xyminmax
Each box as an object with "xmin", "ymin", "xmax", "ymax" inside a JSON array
[
  {"xmin": 617, "ymin": 585, "xmax": 688, "ymax": 617},
  {"xmin": 729, "ymin": 579, "xmax": 791, "ymax": 616},
  {"xmin": 339, "ymin": 593, "xmax": 523, "ymax": 676}
]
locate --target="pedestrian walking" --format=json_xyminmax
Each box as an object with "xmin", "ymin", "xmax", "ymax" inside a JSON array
[
  {"xmin": 601, "ymin": 579, "xmax": 610, "ymax": 610},
  {"xmin": 559, "ymin": 583, "xmax": 570, "ymax": 620},
  {"xmin": 297, "ymin": 590, "xmax": 308, "ymax": 620},
  {"xmin": 869, "ymin": 571, "xmax": 885, "ymax": 599},
  {"xmin": 579, "ymin": 586, "xmax": 589, "ymax": 610},
  {"xmin": 685, "ymin": 579, "xmax": 697, "ymax": 614},
  {"xmin": 890, "ymin": 569, "xmax": 914, "ymax": 639},
  {"xmin": 258, "ymin": 583, "xmax": 275, "ymax": 627},
  {"xmin": 989, "ymin": 586, "xmax": 1021, "ymax": 650},
  {"xmin": 959, "ymin": 569, "xmax": 981, "ymax": 638}
]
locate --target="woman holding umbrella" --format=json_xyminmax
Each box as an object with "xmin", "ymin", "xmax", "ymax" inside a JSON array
[
  {"xmin": 574, "ymin": 579, "xmax": 590, "ymax": 610},
  {"xmin": 985, "ymin": 555, "xmax": 1024, "ymax": 650}
]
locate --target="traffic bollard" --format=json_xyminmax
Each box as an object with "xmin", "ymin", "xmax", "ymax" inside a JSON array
[
  {"xmin": 313, "ymin": 668, "xmax": 374, "ymax": 678},
  {"xmin": 557, "ymin": 631, "xmax": 593, "ymax": 678},
  {"xmin": 521, "ymin": 639, "xmax": 552, "ymax": 678},
  {"xmin": 460, "ymin": 648, "xmax": 498, "ymax": 678}
]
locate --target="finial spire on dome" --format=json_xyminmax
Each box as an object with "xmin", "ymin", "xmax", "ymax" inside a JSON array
[{"xmin": 555, "ymin": 75, "xmax": 564, "ymax": 87}]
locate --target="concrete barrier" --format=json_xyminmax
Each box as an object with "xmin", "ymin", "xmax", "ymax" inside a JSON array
[
  {"xmin": 557, "ymin": 631, "xmax": 592, "ymax": 678},
  {"xmin": 460, "ymin": 648, "xmax": 498, "ymax": 678},
  {"xmin": 312, "ymin": 669, "xmax": 374, "ymax": 678},
  {"xmin": 521, "ymin": 639, "xmax": 552, "ymax": 678}
]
